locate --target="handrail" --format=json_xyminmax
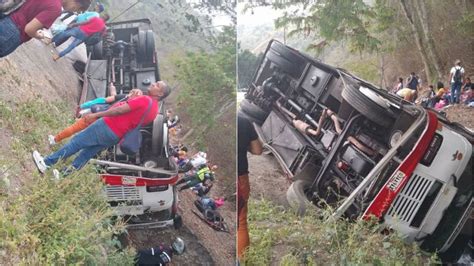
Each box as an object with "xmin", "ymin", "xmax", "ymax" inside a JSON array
[{"xmin": 91, "ymin": 159, "xmax": 177, "ymax": 176}]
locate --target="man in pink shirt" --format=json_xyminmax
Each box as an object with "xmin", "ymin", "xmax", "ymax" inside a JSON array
[
  {"xmin": 33, "ymin": 81, "xmax": 171, "ymax": 176},
  {"xmin": 51, "ymin": 13, "xmax": 109, "ymax": 60},
  {"xmin": 0, "ymin": 0, "xmax": 90, "ymax": 57}
]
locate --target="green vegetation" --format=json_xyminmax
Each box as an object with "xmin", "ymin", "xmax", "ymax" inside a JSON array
[
  {"xmin": 173, "ymin": 26, "xmax": 236, "ymax": 148},
  {"xmin": 238, "ymin": 49, "xmax": 262, "ymax": 89},
  {"xmin": 243, "ymin": 199, "xmax": 436, "ymax": 265},
  {"xmin": 0, "ymin": 99, "xmax": 134, "ymax": 264}
]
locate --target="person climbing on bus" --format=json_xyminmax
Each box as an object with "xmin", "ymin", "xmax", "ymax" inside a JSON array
[
  {"xmin": 48, "ymin": 12, "xmax": 109, "ymax": 60},
  {"xmin": 0, "ymin": 0, "xmax": 90, "ymax": 57},
  {"xmin": 32, "ymin": 81, "xmax": 171, "ymax": 177},
  {"xmin": 48, "ymin": 86, "xmax": 142, "ymax": 145}
]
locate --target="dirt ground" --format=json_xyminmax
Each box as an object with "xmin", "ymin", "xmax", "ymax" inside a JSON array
[{"xmin": 126, "ymin": 127, "xmax": 235, "ymax": 265}]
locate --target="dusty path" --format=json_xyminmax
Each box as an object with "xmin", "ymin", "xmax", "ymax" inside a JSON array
[{"xmin": 248, "ymin": 153, "xmax": 290, "ymax": 206}]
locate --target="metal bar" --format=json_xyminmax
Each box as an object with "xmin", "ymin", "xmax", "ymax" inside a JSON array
[
  {"xmin": 330, "ymin": 107, "xmax": 426, "ymax": 220},
  {"xmin": 91, "ymin": 159, "xmax": 177, "ymax": 176}
]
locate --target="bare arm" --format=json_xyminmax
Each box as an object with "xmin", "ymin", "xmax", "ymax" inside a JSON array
[
  {"xmin": 84, "ymin": 103, "xmax": 131, "ymax": 122},
  {"xmin": 105, "ymin": 95, "xmax": 117, "ymax": 103},
  {"xmin": 249, "ymin": 139, "xmax": 263, "ymax": 155},
  {"xmin": 24, "ymin": 18, "xmax": 45, "ymax": 39}
]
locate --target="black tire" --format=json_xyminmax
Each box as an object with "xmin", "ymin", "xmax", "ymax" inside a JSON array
[
  {"xmin": 145, "ymin": 30, "xmax": 155, "ymax": 64},
  {"xmin": 137, "ymin": 30, "xmax": 147, "ymax": 62},
  {"xmin": 286, "ymin": 179, "xmax": 314, "ymax": 216},
  {"xmin": 90, "ymin": 40, "xmax": 103, "ymax": 60},
  {"xmin": 341, "ymin": 85, "xmax": 394, "ymax": 127},
  {"xmin": 152, "ymin": 114, "xmax": 165, "ymax": 156},
  {"xmin": 239, "ymin": 99, "xmax": 268, "ymax": 125},
  {"xmin": 268, "ymin": 40, "xmax": 306, "ymax": 78}
]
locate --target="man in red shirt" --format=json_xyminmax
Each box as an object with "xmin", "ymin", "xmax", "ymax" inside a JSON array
[
  {"xmin": 0, "ymin": 0, "xmax": 90, "ymax": 57},
  {"xmin": 32, "ymin": 81, "xmax": 171, "ymax": 175},
  {"xmin": 50, "ymin": 13, "xmax": 109, "ymax": 60}
]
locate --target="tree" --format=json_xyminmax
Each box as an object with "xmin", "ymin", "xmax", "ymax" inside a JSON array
[{"xmin": 237, "ymin": 49, "xmax": 262, "ymax": 89}]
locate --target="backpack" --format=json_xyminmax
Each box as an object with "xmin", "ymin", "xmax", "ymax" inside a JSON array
[
  {"xmin": 0, "ymin": 0, "xmax": 25, "ymax": 18},
  {"xmin": 453, "ymin": 67, "xmax": 462, "ymax": 83},
  {"xmin": 407, "ymin": 76, "xmax": 418, "ymax": 90},
  {"xmin": 84, "ymin": 30, "xmax": 105, "ymax": 46}
]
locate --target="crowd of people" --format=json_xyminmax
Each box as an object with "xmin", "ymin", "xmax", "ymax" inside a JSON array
[
  {"xmin": 170, "ymin": 143, "xmax": 227, "ymax": 228},
  {"xmin": 391, "ymin": 59, "xmax": 473, "ymax": 109}
]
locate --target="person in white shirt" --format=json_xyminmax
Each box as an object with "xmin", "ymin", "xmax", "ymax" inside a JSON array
[{"xmin": 449, "ymin": 59, "xmax": 465, "ymax": 104}]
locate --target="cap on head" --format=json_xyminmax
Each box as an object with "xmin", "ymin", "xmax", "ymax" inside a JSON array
[
  {"xmin": 455, "ymin": 59, "xmax": 461, "ymax": 65},
  {"xmin": 172, "ymin": 237, "xmax": 185, "ymax": 255}
]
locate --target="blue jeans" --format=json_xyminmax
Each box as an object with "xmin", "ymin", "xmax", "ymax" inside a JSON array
[
  {"xmin": 0, "ymin": 16, "xmax": 21, "ymax": 58},
  {"xmin": 44, "ymin": 119, "xmax": 119, "ymax": 170},
  {"xmin": 450, "ymin": 82, "xmax": 462, "ymax": 104},
  {"xmin": 52, "ymin": 27, "xmax": 87, "ymax": 58}
]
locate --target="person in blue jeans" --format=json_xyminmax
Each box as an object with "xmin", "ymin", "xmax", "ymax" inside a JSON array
[
  {"xmin": 32, "ymin": 81, "xmax": 171, "ymax": 177},
  {"xmin": 0, "ymin": 0, "xmax": 90, "ymax": 58},
  {"xmin": 449, "ymin": 59, "xmax": 465, "ymax": 104},
  {"xmin": 50, "ymin": 13, "xmax": 108, "ymax": 60}
]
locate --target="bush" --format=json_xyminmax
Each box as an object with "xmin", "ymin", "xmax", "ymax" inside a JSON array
[
  {"xmin": 243, "ymin": 199, "xmax": 435, "ymax": 265},
  {"xmin": 0, "ymin": 99, "xmax": 135, "ymax": 264}
]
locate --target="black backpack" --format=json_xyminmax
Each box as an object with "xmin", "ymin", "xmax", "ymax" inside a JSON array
[
  {"xmin": 453, "ymin": 67, "xmax": 462, "ymax": 83},
  {"xmin": 0, "ymin": 0, "xmax": 26, "ymax": 18}
]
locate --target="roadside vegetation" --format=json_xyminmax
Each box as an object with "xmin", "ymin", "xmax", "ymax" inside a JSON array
[
  {"xmin": 173, "ymin": 26, "xmax": 236, "ymax": 148},
  {"xmin": 0, "ymin": 99, "xmax": 134, "ymax": 264},
  {"xmin": 243, "ymin": 199, "xmax": 436, "ymax": 265}
]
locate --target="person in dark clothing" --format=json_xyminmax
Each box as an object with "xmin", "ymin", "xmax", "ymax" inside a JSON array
[
  {"xmin": 237, "ymin": 112, "xmax": 262, "ymax": 260},
  {"xmin": 135, "ymin": 237, "xmax": 185, "ymax": 266},
  {"xmin": 176, "ymin": 164, "xmax": 215, "ymax": 191}
]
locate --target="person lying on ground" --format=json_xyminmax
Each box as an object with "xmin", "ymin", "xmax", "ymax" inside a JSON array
[
  {"xmin": 48, "ymin": 87, "xmax": 142, "ymax": 145},
  {"xmin": 135, "ymin": 237, "xmax": 185, "ymax": 266},
  {"xmin": 195, "ymin": 196, "xmax": 225, "ymax": 212},
  {"xmin": 191, "ymin": 179, "xmax": 213, "ymax": 197},
  {"xmin": 48, "ymin": 12, "xmax": 108, "ymax": 61},
  {"xmin": 32, "ymin": 81, "xmax": 170, "ymax": 176},
  {"xmin": 176, "ymin": 164, "xmax": 216, "ymax": 191},
  {"xmin": 0, "ymin": 0, "xmax": 90, "ymax": 58}
]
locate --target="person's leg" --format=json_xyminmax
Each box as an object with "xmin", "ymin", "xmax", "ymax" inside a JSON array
[
  {"xmin": 44, "ymin": 119, "xmax": 113, "ymax": 166},
  {"xmin": 55, "ymin": 117, "xmax": 93, "ymax": 143},
  {"xmin": 0, "ymin": 16, "xmax": 22, "ymax": 57},
  {"xmin": 454, "ymin": 83, "xmax": 462, "ymax": 104},
  {"xmin": 237, "ymin": 174, "xmax": 250, "ymax": 260},
  {"xmin": 69, "ymin": 119, "xmax": 119, "ymax": 169},
  {"xmin": 71, "ymin": 145, "xmax": 106, "ymax": 169},
  {"xmin": 450, "ymin": 83, "xmax": 456, "ymax": 104},
  {"xmin": 52, "ymin": 28, "xmax": 75, "ymax": 46},
  {"xmin": 58, "ymin": 37, "xmax": 84, "ymax": 58}
]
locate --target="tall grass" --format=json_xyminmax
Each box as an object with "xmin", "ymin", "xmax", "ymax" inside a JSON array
[
  {"xmin": 243, "ymin": 199, "xmax": 437, "ymax": 265},
  {"xmin": 0, "ymin": 99, "xmax": 134, "ymax": 264}
]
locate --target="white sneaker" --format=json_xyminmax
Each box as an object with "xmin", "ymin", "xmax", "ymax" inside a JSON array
[
  {"xmin": 52, "ymin": 169, "xmax": 60, "ymax": 180},
  {"xmin": 48, "ymin": 135, "xmax": 56, "ymax": 146},
  {"xmin": 32, "ymin": 151, "xmax": 48, "ymax": 174}
]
